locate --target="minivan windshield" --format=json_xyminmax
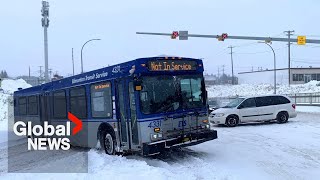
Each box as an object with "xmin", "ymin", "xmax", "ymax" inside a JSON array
[{"xmin": 223, "ymin": 98, "xmax": 245, "ymax": 108}]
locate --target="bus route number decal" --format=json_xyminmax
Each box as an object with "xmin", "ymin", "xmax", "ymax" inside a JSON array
[
  {"xmin": 178, "ymin": 120, "xmax": 187, "ymax": 127},
  {"xmin": 148, "ymin": 120, "xmax": 161, "ymax": 128}
]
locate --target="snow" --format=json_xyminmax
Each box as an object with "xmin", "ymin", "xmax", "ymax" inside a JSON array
[
  {"xmin": 1, "ymin": 112, "xmax": 320, "ymax": 179},
  {"xmin": 1, "ymin": 79, "xmax": 320, "ymax": 179},
  {"xmin": 1, "ymin": 79, "xmax": 31, "ymax": 94},
  {"xmin": 207, "ymin": 81, "xmax": 320, "ymax": 97},
  {"xmin": 296, "ymin": 106, "xmax": 320, "ymax": 114},
  {"xmin": 0, "ymin": 79, "xmax": 31, "ymax": 136}
]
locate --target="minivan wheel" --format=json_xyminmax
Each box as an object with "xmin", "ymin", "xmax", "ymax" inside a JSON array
[
  {"xmin": 277, "ymin": 112, "xmax": 288, "ymax": 124},
  {"xmin": 101, "ymin": 130, "xmax": 116, "ymax": 155},
  {"xmin": 226, "ymin": 115, "xmax": 239, "ymax": 127}
]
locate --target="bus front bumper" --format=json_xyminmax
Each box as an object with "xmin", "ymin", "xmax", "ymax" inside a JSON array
[{"xmin": 142, "ymin": 130, "xmax": 218, "ymax": 156}]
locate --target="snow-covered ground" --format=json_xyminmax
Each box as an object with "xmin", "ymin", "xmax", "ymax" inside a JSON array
[
  {"xmin": 0, "ymin": 109, "xmax": 319, "ymax": 180},
  {"xmin": 207, "ymin": 80, "xmax": 320, "ymax": 97},
  {"xmin": 1, "ymin": 79, "xmax": 320, "ymax": 179}
]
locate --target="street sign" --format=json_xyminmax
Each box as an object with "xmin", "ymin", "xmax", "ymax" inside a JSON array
[
  {"xmin": 297, "ymin": 36, "xmax": 306, "ymax": 45},
  {"xmin": 171, "ymin": 31, "xmax": 179, "ymax": 39},
  {"xmin": 179, "ymin": 31, "xmax": 188, "ymax": 40}
]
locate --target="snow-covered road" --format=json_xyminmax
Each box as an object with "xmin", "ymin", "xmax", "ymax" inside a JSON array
[{"xmin": 0, "ymin": 111, "xmax": 319, "ymax": 180}]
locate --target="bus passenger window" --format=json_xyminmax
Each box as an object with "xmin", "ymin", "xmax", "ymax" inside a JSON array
[
  {"xmin": 53, "ymin": 91, "xmax": 67, "ymax": 119},
  {"xmin": 90, "ymin": 82, "xmax": 112, "ymax": 118},
  {"xmin": 18, "ymin": 97, "xmax": 27, "ymax": 115},
  {"xmin": 70, "ymin": 86, "xmax": 87, "ymax": 119},
  {"xmin": 28, "ymin": 95, "xmax": 38, "ymax": 115}
]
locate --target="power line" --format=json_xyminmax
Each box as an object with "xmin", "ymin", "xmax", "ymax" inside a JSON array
[
  {"xmin": 234, "ymin": 46, "xmax": 287, "ymax": 55},
  {"xmin": 232, "ymin": 42, "xmax": 257, "ymax": 48},
  {"xmin": 292, "ymin": 57, "xmax": 320, "ymax": 62},
  {"xmin": 292, "ymin": 44, "xmax": 320, "ymax": 48}
]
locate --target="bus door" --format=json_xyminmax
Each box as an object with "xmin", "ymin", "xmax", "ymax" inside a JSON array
[
  {"xmin": 40, "ymin": 92, "xmax": 51, "ymax": 125},
  {"xmin": 116, "ymin": 79, "xmax": 139, "ymax": 150}
]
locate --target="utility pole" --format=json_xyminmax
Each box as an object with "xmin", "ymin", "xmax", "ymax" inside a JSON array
[
  {"xmin": 72, "ymin": 48, "xmax": 75, "ymax": 75},
  {"xmin": 284, "ymin": 30, "xmax": 294, "ymax": 85},
  {"xmin": 217, "ymin": 67, "xmax": 220, "ymax": 85},
  {"xmin": 29, "ymin": 66, "xmax": 31, "ymax": 78},
  {"xmin": 41, "ymin": 1, "xmax": 50, "ymax": 83},
  {"xmin": 49, "ymin": 68, "xmax": 52, "ymax": 80},
  {"xmin": 228, "ymin": 46, "xmax": 235, "ymax": 85},
  {"xmin": 222, "ymin": 65, "xmax": 225, "ymax": 75},
  {"xmin": 39, "ymin": 66, "xmax": 43, "ymax": 83}
]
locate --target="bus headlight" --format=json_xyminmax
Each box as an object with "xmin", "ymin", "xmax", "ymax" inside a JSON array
[{"xmin": 150, "ymin": 133, "xmax": 163, "ymax": 141}]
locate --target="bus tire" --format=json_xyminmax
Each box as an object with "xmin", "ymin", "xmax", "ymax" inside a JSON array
[{"xmin": 101, "ymin": 130, "xmax": 116, "ymax": 155}]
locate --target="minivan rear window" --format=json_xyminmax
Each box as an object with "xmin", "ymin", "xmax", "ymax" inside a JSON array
[
  {"xmin": 274, "ymin": 96, "xmax": 290, "ymax": 104},
  {"xmin": 256, "ymin": 96, "xmax": 290, "ymax": 107}
]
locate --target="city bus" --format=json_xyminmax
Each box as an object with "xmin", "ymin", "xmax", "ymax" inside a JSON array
[{"xmin": 13, "ymin": 56, "xmax": 218, "ymax": 156}]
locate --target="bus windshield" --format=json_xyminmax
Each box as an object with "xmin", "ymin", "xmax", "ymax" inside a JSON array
[{"xmin": 139, "ymin": 75, "xmax": 206, "ymax": 114}]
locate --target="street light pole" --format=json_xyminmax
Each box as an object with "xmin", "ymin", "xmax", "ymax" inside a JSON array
[
  {"xmin": 80, "ymin": 38, "xmax": 101, "ymax": 73},
  {"xmin": 259, "ymin": 41, "xmax": 276, "ymax": 94}
]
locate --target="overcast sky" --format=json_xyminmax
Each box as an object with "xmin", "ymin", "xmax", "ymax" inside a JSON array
[{"xmin": 1, "ymin": 0, "xmax": 320, "ymax": 83}]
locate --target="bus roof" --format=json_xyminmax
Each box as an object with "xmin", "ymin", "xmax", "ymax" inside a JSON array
[{"xmin": 14, "ymin": 56, "xmax": 203, "ymax": 96}]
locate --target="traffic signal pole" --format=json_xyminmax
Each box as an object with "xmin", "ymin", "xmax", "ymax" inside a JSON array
[
  {"xmin": 136, "ymin": 32, "xmax": 320, "ymax": 44},
  {"xmin": 136, "ymin": 31, "xmax": 320, "ymax": 86}
]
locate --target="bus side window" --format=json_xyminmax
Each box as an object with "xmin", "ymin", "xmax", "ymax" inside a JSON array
[
  {"xmin": 70, "ymin": 86, "xmax": 87, "ymax": 119},
  {"xmin": 28, "ymin": 95, "xmax": 39, "ymax": 115},
  {"xmin": 90, "ymin": 82, "xmax": 112, "ymax": 118},
  {"xmin": 53, "ymin": 90, "xmax": 67, "ymax": 119},
  {"xmin": 18, "ymin": 97, "xmax": 27, "ymax": 115}
]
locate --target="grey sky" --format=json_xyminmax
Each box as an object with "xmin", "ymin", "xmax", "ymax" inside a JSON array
[{"xmin": 1, "ymin": 0, "xmax": 320, "ymax": 81}]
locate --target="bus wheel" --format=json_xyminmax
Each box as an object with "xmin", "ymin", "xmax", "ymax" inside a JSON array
[{"xmin": 101, "ymin": 130, "xmax": 116, "ymax": 155}]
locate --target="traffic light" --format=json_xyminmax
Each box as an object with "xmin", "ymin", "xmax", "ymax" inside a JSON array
[
  {"xmin": 171, "ymin": 31, "xmax": 179, "ymax": 39},
  {"xmin": 218, "ymin": 33, "xmax": 228, "ymax": 41}
]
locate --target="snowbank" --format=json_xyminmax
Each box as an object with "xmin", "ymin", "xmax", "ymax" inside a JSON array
[
  {"xmin": 0, "ymin": 79, "xmax": 31, "ymax": 131},
  {"xmin": 207, "ymin": 81, "xmax": 320, "ymax": 98},
  {"xmin": 1, "ymin": 79, "xmax": 31, "ymax": 94},
  {"xmin": 296, "ymin": 106, "xmax": 320, "ymax": 114}
]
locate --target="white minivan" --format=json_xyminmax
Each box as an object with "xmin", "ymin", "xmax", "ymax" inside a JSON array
[{"xmin": 209, "ymin": 95, "xmax": 297, "ymax": 127}]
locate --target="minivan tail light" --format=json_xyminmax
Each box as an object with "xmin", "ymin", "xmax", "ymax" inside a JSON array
[{"xmin": 292, "ymin": 104, "xmax": 296, "ymax": 109}]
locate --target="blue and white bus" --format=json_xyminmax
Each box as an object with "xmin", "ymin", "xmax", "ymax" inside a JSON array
[{"xmin": 14, "ymin": 57, "xmax": 217, "ymax": 155}]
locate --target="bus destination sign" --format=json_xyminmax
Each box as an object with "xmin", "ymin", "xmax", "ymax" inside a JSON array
[{"xmin": 148, "ymin": 60, "xmax": 198, "ymax": 71}]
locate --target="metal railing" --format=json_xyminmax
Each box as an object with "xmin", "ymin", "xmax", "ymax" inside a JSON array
[
  {"xmin": 209, "ymin": 92, "xmax": 320, "ymax": 107},
  {"xmin": 286, "ymin": 92, "xmax": 320, "ymax": 106}
]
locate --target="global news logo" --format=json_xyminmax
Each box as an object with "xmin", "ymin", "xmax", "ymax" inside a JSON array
[{"xmin": 13, "ymin": 112, "xmax": 83, "ymax": 151}]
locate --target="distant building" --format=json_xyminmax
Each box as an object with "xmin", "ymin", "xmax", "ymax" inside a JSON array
[
  {"xmin": 16, "ymin": 76, "xmax": 41, "ymax": 86},
  {"xmin": 204, "ymin": 75, "xmax": 217, "ymax": 85},
  {"xmin": 204, "ymin": 74, "xmax": 238, "ymax": 85},
  {"xmin": 291, "ymin": 67, "xmax": 320, "ymax": 85}
]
